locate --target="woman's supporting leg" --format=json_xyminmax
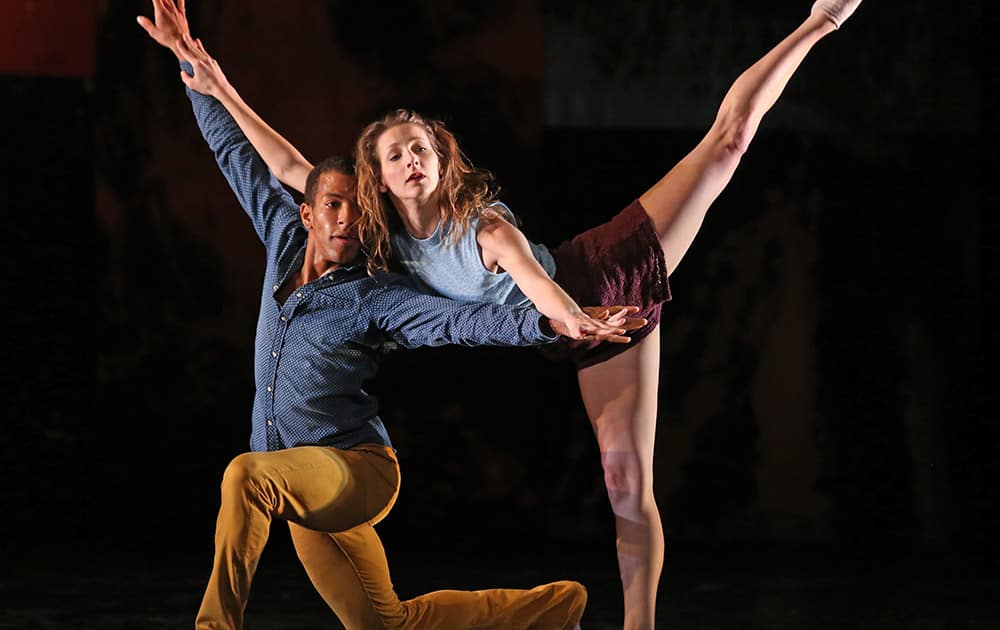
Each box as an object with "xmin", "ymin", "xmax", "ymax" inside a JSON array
[
  {"xmin": 641, "ymin": 7, "xmax": 848, "ymax": 274},
  {"xmin": 577, "ymin": 327, "xmax": 663, "ymax": 630},
  {"xmin": 289, "ymin": 522, "xmax": 587, "ymax": 630},
  {"xmin": 564, "ymin": 5, "xmax": 862, "ymax": 628}
]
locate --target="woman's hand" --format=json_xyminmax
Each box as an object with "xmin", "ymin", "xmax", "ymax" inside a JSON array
[
  {"xmin": 136, "ymin": 0, "xmax": 190, "ymax": 56},
  {"xmin": 177, "ymin": 34, "xmax": 231, "ymax": 98},
  {"xmin": 548, "ymin": 305, "xmax": 646, "ymax": 344}
]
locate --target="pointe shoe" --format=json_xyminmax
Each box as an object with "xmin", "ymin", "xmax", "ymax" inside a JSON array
[{"xmin": 811, "ymin": 0, "xmax": 862, "ymax": 28}]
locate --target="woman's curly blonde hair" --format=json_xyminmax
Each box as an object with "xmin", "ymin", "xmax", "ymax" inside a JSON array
[{"xmin": 354, "ymin": 109, "xmax": 504, "ymax": 274}]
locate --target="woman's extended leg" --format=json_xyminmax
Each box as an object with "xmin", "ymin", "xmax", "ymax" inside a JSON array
[
  {"xmin": 580, "ymin": 6, "xmax": 862, "ymax": 628},
  {"xmin": 642, "ymin": 4, "xmax": 856, "ymax": 273},
  {"xmin": 577, "ymin": 327, "xmax": 662, "ymax": 630}
]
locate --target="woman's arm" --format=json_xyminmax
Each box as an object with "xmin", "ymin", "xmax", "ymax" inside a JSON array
[
  {"xmin": 177, "ymin": 35, "xmax": 314, "ymax": 193},
  {"xmin": 477, "ymin": 218, "xmax": 628, "ymax": 340}
]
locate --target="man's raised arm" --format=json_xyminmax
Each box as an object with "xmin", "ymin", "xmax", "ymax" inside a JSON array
[
  {"xmin": 137, "ymin": 0, "xmax": 300, "ymax": 246},
  {"xmin": 138, "ymin": 0, "xmax": 314, "ymax": 193}
]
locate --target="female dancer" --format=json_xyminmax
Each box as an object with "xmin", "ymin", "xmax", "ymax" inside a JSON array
[{"xmin": 170, "ymin": 2, "xmax": 862, "ymax": 626}]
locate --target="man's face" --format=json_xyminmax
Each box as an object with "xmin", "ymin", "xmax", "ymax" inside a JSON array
[{"xmin": 301, "ymin": 170, "xmax": 362, "ymax": 267}]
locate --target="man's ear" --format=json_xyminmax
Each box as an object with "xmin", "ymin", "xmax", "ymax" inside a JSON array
[{"xmin": 300, "ymin": 202, "xmax": 312, "ymax": 229}]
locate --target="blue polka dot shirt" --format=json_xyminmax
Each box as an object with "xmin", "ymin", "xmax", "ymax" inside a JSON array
[{"xmin": 186, "ymin": 77, "xmax": 557, "ymax": 453}]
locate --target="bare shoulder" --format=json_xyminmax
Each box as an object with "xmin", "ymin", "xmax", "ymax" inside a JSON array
[{"xmin": 477, "ymin": 214, "xmax": 523, "ymax": 247}]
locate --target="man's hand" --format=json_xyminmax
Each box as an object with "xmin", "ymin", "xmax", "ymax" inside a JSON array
[
  {"xmin": 136, "ymin": 0, "xmax": 190, "ymax": 56},
  {"xmin": 547, "ymin": 306, "xmax": 646, "ymax": 344}
]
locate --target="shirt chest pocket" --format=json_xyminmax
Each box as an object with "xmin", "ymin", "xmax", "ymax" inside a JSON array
[{"xmin": 293, "ymin": 295, "xmax": 361, "ymax": 348}]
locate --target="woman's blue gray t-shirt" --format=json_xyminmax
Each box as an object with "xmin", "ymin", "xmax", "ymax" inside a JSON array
[{"xmin": 389, "ymin": 202, "xmax": 557, "ymax": 307}]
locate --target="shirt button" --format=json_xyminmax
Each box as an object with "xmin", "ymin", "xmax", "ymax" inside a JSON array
[
  {"xmin": 266, "ymin": 419, "xmax": 273, "ymax": 426},
  {"xmin": 271, "ymin": 351, "xmax": 277, "ymax": 358},
  {"xmin": 266, "ymin": 386, "xmax": 273, "ymax": 392},
  {"xmin": 273, "ymin": 285, "xmax": 279, "ymax": 291},
  {"xmin": 280, "ymin": 315, "xmax": 287, "ymax": 321},
  {"xmin": 296, "ymin": 292, "xmax": 302, "ymax": 298}
]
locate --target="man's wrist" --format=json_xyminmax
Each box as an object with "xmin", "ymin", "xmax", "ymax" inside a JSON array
[
  {"xmin": 168, "ymin": 39, "xmax": 185, "ymax": 61},
  {"xmin": 537, "ymin": 316, "xmax": 559, "ymax": 339}
]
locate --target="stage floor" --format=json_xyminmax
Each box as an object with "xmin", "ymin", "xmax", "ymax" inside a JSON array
[{"xmin": 3, "ymin": 544, "xmax": 996, "ymax": 629}]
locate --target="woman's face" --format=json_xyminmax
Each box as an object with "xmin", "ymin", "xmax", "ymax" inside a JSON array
[{"xmin": 375, "ymin": 122, "xmax": 441, "ymax": 206}]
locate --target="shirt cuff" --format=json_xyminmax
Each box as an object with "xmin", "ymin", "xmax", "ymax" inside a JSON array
[{"xmin": 534, "ymin": 313, "xmax": 560, "ymax": 343}]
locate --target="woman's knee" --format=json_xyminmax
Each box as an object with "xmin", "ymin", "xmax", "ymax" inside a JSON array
[
  {"xmin": 601, "ymin": 451, "xmax": 652, "ymax": 502},
  {"xmin": 711, "ymin": 105, "xmax": 759, "ymax": 156}
]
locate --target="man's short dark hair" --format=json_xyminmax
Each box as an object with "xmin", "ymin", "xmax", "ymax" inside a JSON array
[{"xmin": 304, "ymin": 156, "xmax": 356, "ymax": 205}]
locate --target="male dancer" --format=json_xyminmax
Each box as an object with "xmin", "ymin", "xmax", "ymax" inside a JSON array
[{"xmin": 138, "ymin": 2, "xmax": 644, "ymax": 628}]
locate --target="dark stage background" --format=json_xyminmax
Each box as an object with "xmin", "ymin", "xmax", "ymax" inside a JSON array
[{"xmin": 3, "ymin": 0, "xmax": 998, "ymax": 626}]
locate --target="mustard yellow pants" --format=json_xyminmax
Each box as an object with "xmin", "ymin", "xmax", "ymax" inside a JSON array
[{"xmin": 195, "ymin": 444, "xmax": 586, "ymax": 629}]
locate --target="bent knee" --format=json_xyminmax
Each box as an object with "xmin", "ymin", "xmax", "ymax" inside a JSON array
[
  {"xmin": 221, "ymin": 452, "xmax": 262, "ymax": 492},
  {"xmin": 527, "ymin": 580, "xmax": 587, "ymax": 629},
  {"xmin": 556, "ymin": 580, "xmax": 588, "ymax": 623}
]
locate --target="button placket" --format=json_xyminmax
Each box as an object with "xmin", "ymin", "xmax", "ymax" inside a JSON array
[
  {"xmin": 271, "ymin": 300, "xmax": 293, "ymax": 391},
  {"xmin": 266, "ymin": 306, "xmax": 289, "ymax": 432}
]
